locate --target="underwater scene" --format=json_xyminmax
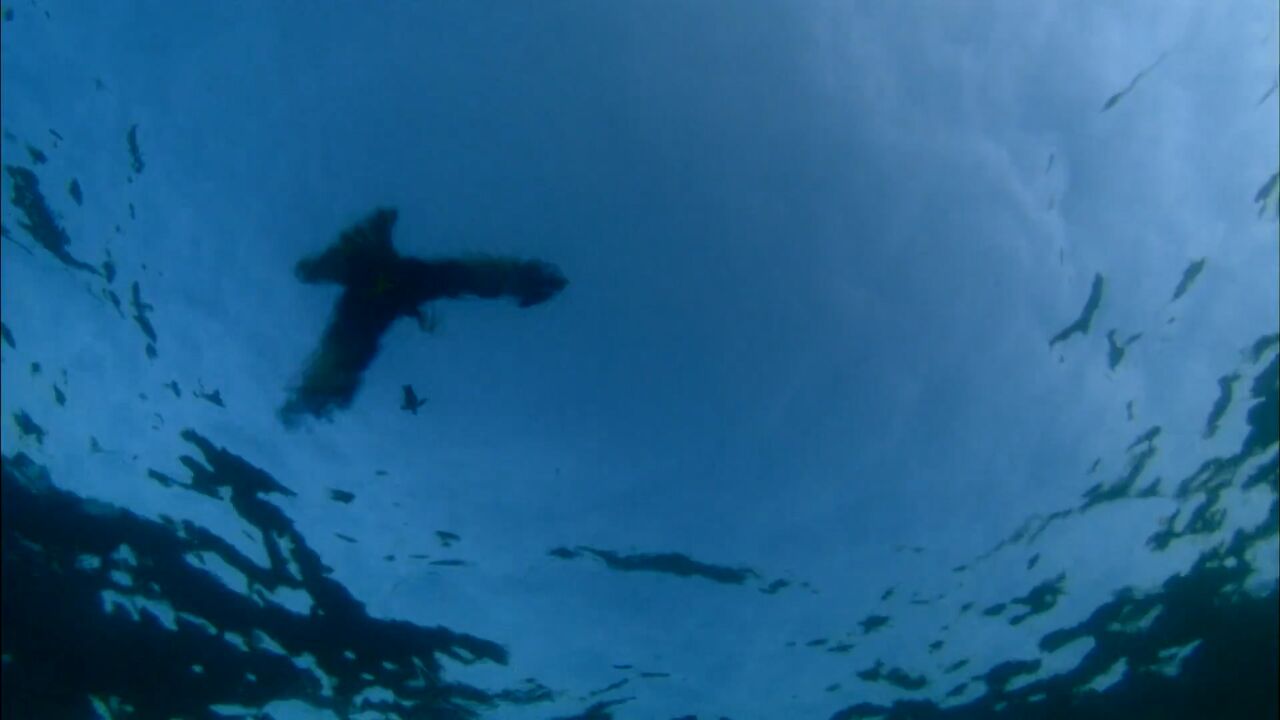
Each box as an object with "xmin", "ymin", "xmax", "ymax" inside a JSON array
[{"xmin": 1, "ymin": 2, "xmax": 1277, "ymax": 719}]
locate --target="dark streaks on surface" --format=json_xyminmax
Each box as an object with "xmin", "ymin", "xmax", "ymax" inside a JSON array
[
  {"xmin": 126, "ymin": 124, "xmax": 144, "ymax": 174},
  {"xmin": 1106, "ymin": 329, "xmax": 1143, "ymax": 370},
  {"xmin": 1170, "ymin": 258, "xmax": 1206, "ymax": 302},
  {"xmin": 194, "ymin": 385, "xmax": 224, "ymax": 408},
  {"xmin": 858, "ymin": 614, "xmax": 891, "ymax": 634},
  {"xmin": 2, "ymin": 443, "xmax": 512, "ymax": 719},
  {"xmin": 1259, "ymin": 78, "xmax": 1279, "ymax": 106},
  {"xmin": 856, "ymin": 660, "xmax": 928, "ymax": 691},
  {"xmin": 572, "ymin": 546, "xmax": 757, "ymax": 585},
  {"xmin": 12, "ymin": 410, "xmax": 45, "ymax": 445},
  {"xmin": 1203, "ymin": 372, "xmax": 1240, "ymax": 439},
  {"xmin": 1257, "ymin": 171, "xmax": 1279, "ymax": 220},
  {"xmin": 1006, "ymin": 573, "xmax": 1066, "ymax": 625},
  {"xmin": 759, "ymin": 578, "xmax": 790, "ymax": 595},
  {"xmin": 1249, "ymin": 332, "xmax": 1279, "ymax": 364},
  {"xmin": 4, "ymin": 165, "xmax": 101, "ymax": 275},
  {"xmin": 1049, "ymin": 274, "xmax": 1104, "ymax": 348},
  {"xmin": 129, "ymin": 281, "xmax": 157, "ymax": 350},
  {"xmin": 1100, "ymin": 52, "xmax": 1167, "ymax": 112}
]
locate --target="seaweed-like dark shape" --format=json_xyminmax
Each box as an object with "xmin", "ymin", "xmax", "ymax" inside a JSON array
[
  {"xmin": 126, "ymin": 124, "xmax": 145, "ymax": 174},
  {"xmin": 1203, "ymin": 372, "xmax": 1240, "ymax": 439},
  {"xmin": 401, "ymin": 384, "xmax": 427, "ymax": 414},
  {"xmin": 859, "ymin": 614, "xmax": 891, "ymax": 634},
  {"xmin": 12, "ymin": 410, "xmax": 45, "ymax": 445},
  {"xmin": 1170, "ymin": 258, "xmax": 1205, "ymax": 302},
  {"xmin": 1100, "ymin": 52, "xmax": 1168, "ymax": 112},
  {"xmin": 573, "ymin": 546, "xmax": 757, "ymax": 585},
  {"xmin": 1105, "ymin": 329, "xmax": 1142, "ymax": 370},
  {"xmin": 280, "ymin": 208, "xmax": 567, "ymax": 425},
  {"xmin": 4, "ymin": 165, "xmax": 101, "ymax": 276},
  {"xmin": 1259, "ymin": 78, "xmax": 1279, "ymax": 107},
  {"xmin": 1256, "ymin": 171, "xmax": 1279, "ymax": 220},
  {"xmin": 857, "ymin": 660, "xmax": 928, "ymax": 691},
  {"xmin": 1, "ymin": 433, "xmax": 520, "ymax": 719},
  {"xmin": 1049, "ymin": 274, "xmax": 1104, "ymax": 348}
]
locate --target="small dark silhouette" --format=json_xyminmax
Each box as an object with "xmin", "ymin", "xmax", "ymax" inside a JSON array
[
  {"xmin": 280, "ymin": 208, "xmax": 567, "ymax": 425},
  {"xmin": 401, "ymin": 385, "xmax": 426, "ymax": 415}
]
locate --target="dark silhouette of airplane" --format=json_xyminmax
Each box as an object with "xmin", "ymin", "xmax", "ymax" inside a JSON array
[
  {"xmin": 400, "ymin": 385, "xmax": 426, "ymax": 415},
  {"xmin": 279, "ymin": 208, "xmax": 567, "ymax": 426}
]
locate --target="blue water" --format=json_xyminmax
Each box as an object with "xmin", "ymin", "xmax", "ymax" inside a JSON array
[{"xmin": 2, "ymin": 2, "xmax": 1277, "ymax": 718}]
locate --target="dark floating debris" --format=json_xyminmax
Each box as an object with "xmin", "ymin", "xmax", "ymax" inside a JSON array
[
  {"xmin": 1100, "ymin": 51, "xmax": 1168, "ymax": 112},
  {"xmin": 759, "ymin": 578, "xmax": 790, "ymax": 595},
  {"xmin": 101, "ymin": 251, "xmax": 116, "ymax": 281},
  {"xmin": 859, "ymin": 614, "xmax": 891, "ymax": 634},
  {"xmin": 194, "ymin": 386, "xmax": 224, "ymax": 408},
  {"xmin": 52, "ymin": 385, "xmax": 65, "ymax": 406},
  {"xmin": 68, "ymin": 178, "xmax": 83, "ymax": 205},
  {"xmin": 436, "ymin": 530, "xmax": 460, "ymax": 547},
  {"xmin": 1170, "ymin": 258, "xmax": 1206, "ymax": 302},
  {"xmin": 1106, "ymin": 329, "xmax": 1143, "ymax": 370},
  {"xmin": 564, "ymin": 546, "xmax": 756, "ymax": 585},
  {"xmin": 102, "ymin": 288, "xmax": 124, "ymax": 317},
  {"xmin": 1255, "ymin": 171, "xmax": 1278, "ymax": 221},
  {"xmin": 1248, "ymin": 332, "xmax": 1279, "ymax": 364},
  {"xmin": 279, "ymin": 207, "xmax": 568, "ymax": 425},
  {"xmin": 12, "ymin": 410, "xmax": 45, "ymax": 445},
  {"xmin": 1006, "ymin": 573, "xmax": 1067, "ymax": 625},
  {"xmin": 401, "ymin": 384, "xmax": 426, "ymax": 414},
  {"xmin": 0, "ymin": 321, "xmax": 14, "ymax": 349},
  {"xmin": 1204, "ymin": 372, "xmax": 1240, "ymax": 439},
  {"xmin": 164, "ymin": 380, "xmax": 181, "ymax": 397},
  {"xmin": 25, "ymin": 144, "xmax": 47, "ymax": 165},
  {"xmin": 857, "ymin": 660, "xmax": 927, "ymax": 691},
  {"xmin": 126, "ymin": 123, "xmax": 144, "ymax": 174},
  {"xmin": 128, "ymin": 281, "xmax": 159, "ymax": 357},
  {"xmin": 329, "ymin": 489, "xmax": 355, "ymax": 504},
  {"xmin": 1049, "ymin": 273, "xmax": 1104, "ymax": 348},
  {"xmin": 335, "ymin": 532, "xmax": 358, "ymax": 543},
  {"xmin": 4, "ymin": 165, "xmax": 101, "ymax": 275},
  {"xmin": 3, "ymin": 439, "xmax": 511, "ymax": 719},
  {"xmin": 1259, "ymin": 78, "xmax": 1278, "ymax": 107}
]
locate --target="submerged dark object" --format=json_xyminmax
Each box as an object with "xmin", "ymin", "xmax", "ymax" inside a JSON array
[
  {"xmin": 280, "ymin": 208, "xmax": 567, "ymax": 425},
  {"xmin": 401, "ymin": 384, "xmax": 427, "ymax": 415}
]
